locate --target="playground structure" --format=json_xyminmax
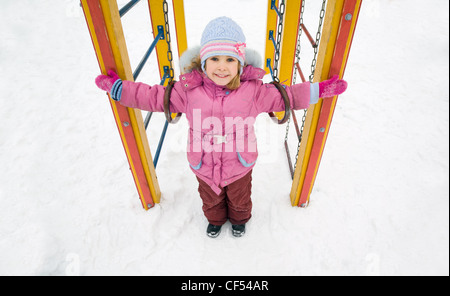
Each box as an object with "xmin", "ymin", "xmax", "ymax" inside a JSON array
[{"xmin": 81, "ymin": 0, "xmax": 362, "ymax": 210}]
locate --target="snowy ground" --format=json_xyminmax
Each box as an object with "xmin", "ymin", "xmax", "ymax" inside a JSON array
[{"xmin": 0, "ymin": 0, "xmax": 448, "ymax": 276}]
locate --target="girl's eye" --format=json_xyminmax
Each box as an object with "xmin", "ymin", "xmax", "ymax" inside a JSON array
[
  {"xmin": 227, "ymin": 58, "xmax": 236, "ymax": 62},
  {"xmin": 210, "ymin": 57, "xmax": 219, "ymax": 61}
]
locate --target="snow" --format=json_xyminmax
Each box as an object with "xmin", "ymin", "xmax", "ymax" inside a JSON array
[{"xmin": 0, "ymin": 0, "xmax": 448, "ymax": 276}]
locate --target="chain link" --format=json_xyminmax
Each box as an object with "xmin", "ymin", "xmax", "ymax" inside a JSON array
[
  {"xmin": 272, "ymin": 0, "xmax": 285, "ymax": 83},
  {"xmin": 309, "ymin": 0, "xmax": 326, "ymax": 83},
  {"xmin": 292, "ymin": 0, "xmax": 305, "ymax": 87},
  {"xmin": 163, "ymin": 0, "xmax": 174, "ymax": 81},
  {"xmin": 285, "ymin": 0, "xmax": 305, "ymax": 145},
  {"xmin": 284, "ymin": 0, "xmax": 327, "ymax": 173},
  {"xmin": 288, "ymin": 0, "xmax": 307, "ymax": 170}
]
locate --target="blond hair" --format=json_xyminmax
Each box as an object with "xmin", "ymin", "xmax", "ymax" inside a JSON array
[{"xmin": 185, "ymin": 55, "xmax": 241, "ymax": 90}]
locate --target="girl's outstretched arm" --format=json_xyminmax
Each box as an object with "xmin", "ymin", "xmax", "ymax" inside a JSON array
[
  {"xmin": 254, "ymin": 75, "xmax": 347, "ymax": 113},
  {"xmin": 95, "ymin": 70, "xmax": 186, "ymax": 113}
]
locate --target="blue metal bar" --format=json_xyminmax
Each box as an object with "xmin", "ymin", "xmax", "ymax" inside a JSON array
[
  {"xmin": 144, "ymin": 66, "xmax": 169, "ymax": 130},
  {"xmin": 133, "ymin": 25, "xmax": 164, "ymax": 80},
  {"xmin": 159, "ymin": 66, "xmax": 170, "ymax": 85},
  {"xmin": 152, "ymin": 66, "xmax": 171, "ymax": 167},
  {"xmin": 119, "ymin": 0, "xmax": 141, "ymax": 17},
  {"xmin": 268, "ymin": 30, "xmax": 277, "ymax": 50},
  {"xmin": 153, "ymin": 121, "xmax": 169, "ymax": 167},
  {"xmin": 266, "ymin": 58, "xmax": 275, "ymax": 80},
  {"xmin": 271, "ymin": 0, "xmax": 282, "ymax": 18},
  {"xmin": 144, "ymin": 111, "xmax": 153, "ymax": 129}
]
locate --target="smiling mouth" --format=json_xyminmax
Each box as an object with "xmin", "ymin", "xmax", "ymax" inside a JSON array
[{"xmin": 214, "ymin": 73, "xmax": 230, "ymax": 79}]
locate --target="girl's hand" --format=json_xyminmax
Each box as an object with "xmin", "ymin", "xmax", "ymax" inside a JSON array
[
  {"xmin": 319, "ymin": 75, "xmax": 348, "ymax": 98},
  {"xmin": 95, "ymin": 70, "xmax": 120, "ymax": 93}
]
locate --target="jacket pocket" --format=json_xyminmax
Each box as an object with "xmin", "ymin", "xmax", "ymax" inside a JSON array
[
  {"xmin": 237, "ymin": 151, "xmax": 257, "ymax": 167},
  {"xmin": 187, "ymin": 128, "xmax": 203, "ymax": 170},
  {"xmin": 188, "ymin": 151, "xmax": 202, "ymax": 170},
  {"xmin": 235, "ymin": 128, "xmax": 258, "ymax": 168}
]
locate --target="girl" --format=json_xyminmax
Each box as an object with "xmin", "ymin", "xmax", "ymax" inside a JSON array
[{"xmin": 95, "ymin": 17, "xmax": 347, "ymax": 238}]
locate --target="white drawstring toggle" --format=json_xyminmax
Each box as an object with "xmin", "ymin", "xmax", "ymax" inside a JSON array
[{"xmin": 213, "ymin": 135, "xmax": 228, "ymax": 144}]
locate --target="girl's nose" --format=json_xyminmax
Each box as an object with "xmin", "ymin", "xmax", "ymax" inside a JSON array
[{"xmin": 217, "ymin": 62, "xmax": 226, "ymax": 71}]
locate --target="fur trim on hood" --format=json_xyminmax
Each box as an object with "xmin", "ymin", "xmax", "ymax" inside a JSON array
[{"xmin": 179, "ymin": 46, "xmax": 263, "ymax": 74}]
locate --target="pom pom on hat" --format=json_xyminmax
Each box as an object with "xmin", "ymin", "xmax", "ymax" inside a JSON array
[{"xmin": 200, "ymin": 17, "xmax": 246, "ymax": 72}]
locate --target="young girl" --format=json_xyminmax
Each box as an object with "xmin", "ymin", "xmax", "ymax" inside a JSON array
[{"xmin": 95, "ymin": 17, "xmax": 347, "ymax": 238}]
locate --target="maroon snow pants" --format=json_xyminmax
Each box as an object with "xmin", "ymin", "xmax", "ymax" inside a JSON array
[{"xmin": 196, "ymin": 170, "xmax": 253, "ymax": 226}]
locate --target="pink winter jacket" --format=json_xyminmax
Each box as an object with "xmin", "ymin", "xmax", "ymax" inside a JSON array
[{"xmin": 120, "ymin": 65, "xmax": 317, "ymax": 195}]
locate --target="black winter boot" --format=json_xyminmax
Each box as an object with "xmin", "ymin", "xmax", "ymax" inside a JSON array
[
  {"xmin": 206, "ymin": 223, "xmax": 222, "ymax": 238},
  {"xmin": 231, "ymin": 224, "xmax": 246, "ymax": 237}
]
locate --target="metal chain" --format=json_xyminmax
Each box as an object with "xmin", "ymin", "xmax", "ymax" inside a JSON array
[
  {"xmin": 291, "ymin": 0, "xmax": 307, "ymax": 170},
  {"xmin": 163, "ymin": 0, "xmax": 174, "ymax": 81},
  {"xmin": 284, "ymin": 0, "xmax": 327, "ymax": 172},
  {"xmin": 285, "ymin": 0, "xmax": 305, "ymax": 144},
  {"xmin": 272, "ymin": 0, "xmax": 286, "ymax": 83},
  {"xmin": 309, "ymin": 0, "xmax": 326, "ymax": 83},
  {"xmin": 292, "ymin": 0, "xmax": 305, "ymax": 86}
]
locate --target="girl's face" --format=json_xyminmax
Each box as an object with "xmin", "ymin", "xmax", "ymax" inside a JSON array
[{"xmin": 205, "ymin": 55, "xmax": 239, "ymax": 86}]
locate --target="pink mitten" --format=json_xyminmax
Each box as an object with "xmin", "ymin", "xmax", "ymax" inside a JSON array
[
  {"xmin": 95, "ymin": 70, "xmax": 120, "ymax": 92},
  {"xmin": 319, "ymin": 75, "xmax": 348, "ymax": 98}
]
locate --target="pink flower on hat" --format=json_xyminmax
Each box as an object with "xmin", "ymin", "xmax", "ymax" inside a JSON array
[{"xmin": 235, "ymin": 42, "xmax": 246, "ymax": 59}]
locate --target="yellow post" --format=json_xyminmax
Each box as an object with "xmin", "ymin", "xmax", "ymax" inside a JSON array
[
  {"xmin": 172, "ymin": 0, "xmax": 188, "ymax": 57},
  {"xmin": 290, "ymin": 0, "xmax": 362, "ymax": 206},
  {"xmin": 104, "ymin": 0, "xmax": 161, "ymax": 205},
  {"xmin": 275, "ymin": 0, "xmax": 303, "ymax": 120},
  {"xmin": 81, "ymin": 0, "xmax": 161, "ymax": 209},
  {"xmin": 278, "ymin": 0, "xmax": 302, "ymax": 86},
  {"xmin": 264, "ymin": 0, "xmax": 279, "ymax": 75},
  {"xmin": 147, "ymin": 0, "xmax": 183, "ymax": 121},
  {"xmin": 290, "ymin": 0, "xmax": 342, "ymax": 206},
  {"xmin": 171, "ymin": 0, "xmax": 188, "ymax": 121},
  {"xmin": 147, "ymin": 0, "xmax": 171, "ymax": 84}
]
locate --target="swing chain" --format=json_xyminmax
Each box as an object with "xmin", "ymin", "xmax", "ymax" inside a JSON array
[
  {"xmin": 163, "ymin": 0, "xmax": 174, "ymax": 81},
  {"xmin": 285, "ymin": 0, "xmax": 327, "ymax": 173},
  {"xmin": 292, "ymin": 0, "xmax": 305, "ymax": 86},
  {"xmin": 309, "ymin": 0, "xmax": 326, "ymax": 83},
  {"xmin": 284, "ymin": 0, "xmax": 305, "ymax": 150},
  {"xmin": 292, "ymin": 0, "xmax": 307, "ymax": 170},
  {"xmin": 272, "ymin": 0, "xmax": 286, "ymax": 83}
]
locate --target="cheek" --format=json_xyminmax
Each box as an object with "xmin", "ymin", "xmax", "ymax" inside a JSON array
[
  {"xmin": 231, "ymin": 66, "xmax": 239, "ymax": 77},
  {"xmin": 205, "ymin": 62, "xmax": 215, "ymax": 72},
  {"xmin": 204, "ymin": 64, "xmax": 212, "ymax": 75},
  {"xmin": 206, "ymin": 68, "xmax": 215, "ymax": 79}
]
